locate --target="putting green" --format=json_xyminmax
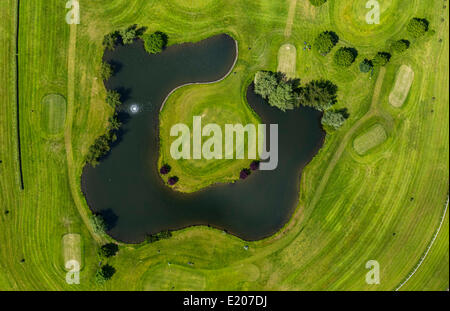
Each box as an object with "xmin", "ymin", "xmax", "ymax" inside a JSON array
[
  {"xmin": 277, "ymin": 44, "xmax": 297, "ymax": 78},
  {"xmin": 353, "ymin": 124, "xmax": 387, "ymax": 155},
  {"xmin": 41, "ymin": 94, "xmax": 66, "ymax": 135},
  {"xmin": 62, "ymin": 233, "xmax": 82, "ymax": 270},
  {"xmin": 389, "ymin": 65, "xmax": 414, "ymax": 107}
]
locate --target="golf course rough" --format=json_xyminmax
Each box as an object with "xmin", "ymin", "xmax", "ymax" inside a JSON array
[{"xmin": 0, "ymin": 0, "xmax": 447, "ymax": 291}]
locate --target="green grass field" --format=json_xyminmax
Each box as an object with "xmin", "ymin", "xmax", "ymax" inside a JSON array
[{"xmin": 0, "ymin": 0, "xmax": 448, "ymax": 290}]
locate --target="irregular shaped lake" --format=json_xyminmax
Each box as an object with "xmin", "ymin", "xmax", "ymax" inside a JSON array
[{"xmin": 82, "ymin": 34, "xmax": 325, "ymax": 243}]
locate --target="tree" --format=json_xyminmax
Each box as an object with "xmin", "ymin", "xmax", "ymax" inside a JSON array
[
  {"xmin": 391, "ymin": 39, "xmax": 410, "ymax": 53},
  {"xmin": 96, "ymin": 264, "xmax": 116, "ymax": 284},
  {"xmin": 267, "ymin": 82, "xmax": 296, "ymax": 111},
  {"xmin": 90, "ymin": 214, "xmax": 107, "ymax": 234},
  {"xmin": 309, "ymin": 0, "xmax": 327, "ymax": 6},
  {"xmin": 168, "ymin": 176, "xmax": 179, "ymax": 185},
  {"xmin": 314, "ymin": 31, "xmax": 339, "ymax": 55},
  {"xmin": 334, "ymin": 47, "xmax": 357, "ymax": 67},
  {"xmin": 120, "ymin": 25, "xmax": 138, "ymax": 44},
  {"xmin": 254, "ymin": 71, "xmax": 278, "ymax": 99},
  {"xmin": 372, "ymin": 52, "xmax": 391, "ymax": 67},
  {"xmin": 102, "ymin": 32, "xmax": 119, "ymax": 51},
  {"xmin": 254, "ymin": 71, "xmax": 295, "ymax": 111},
  {"xmin": 407, "ymin": 18, "xmax": 429, "ymax": 38},
  {"xmin": 100, "ymin": 61, "xmax": 113, "ymax": 81},
  {"xmin": 359, "ymin": 59, "xmax": 373, "ymax": 73},
  {"xmin": 100, "ymin": 243, "xmax": 119, "ymax": 258},
  {"xmin": 321, "ymin": 110, "xmax": 346, "ymax": 129},
  {"xmin": 250, "ymin": 160, "xmax": 260, "ymax": 171},
  {"xmin": 240, "ymin": 168, "xmax": 251, "ymax": 179},
  {"xmin": 108, "ymin": 113, "xmax": 121, "ymax": 131},
  {"xmin": 298, "ymin": 79, "xmax": 338, "ymax": 111},
  {"xmin": 105, "ymin": 90, "xmax": 121, "ymax": 108},
  {"xmin": 160, "ymin": 164, "xmax": 171, "ymax": 175},
  {"xmin": 144, "ymin": 31, "xmax": 168, "ymax": 54}
]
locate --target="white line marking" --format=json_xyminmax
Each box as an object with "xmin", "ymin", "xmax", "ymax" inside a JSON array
[{"xmin": 395, "ymin": 195, "xmax": 449, "ymax": 291}]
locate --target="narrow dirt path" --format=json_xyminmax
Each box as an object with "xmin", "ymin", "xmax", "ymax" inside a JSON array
[
  {"xmin": 284, "ymin": 0, "xmax": 297, "ymax": 38},
  {"xmin": 64, "ymin": 24, "xmax": 104, "ymax": 244}
]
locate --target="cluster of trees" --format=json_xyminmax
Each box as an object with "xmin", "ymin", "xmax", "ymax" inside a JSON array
[
  {"xmin": 145, "ymin": 230, "xmax": 172, "ymax": 243},
  {"xmin": 309, "ymin": 0, "xmax": 327, "ymax": 6},
  {"xmin": 85, "ymin": 113, "xmax": 121, "ymax": 166},
  {"xmin": 254, "ymin": 71, "xmax": 339, "ymax": 112},
  {"xmin": 314, "ymin": 31, "xmax": 339, "ymax": 55},
  {"xmin": 96, "ymin": 264, "xmax": 116, "ymax": 284},
  {"xmin": 102, "ymin": 24, "xmax": 147, "ymax": 50},
  {"xmin": 144, "ymin": 31, "xmax": 168, "ymax": 54},
  {"xmin": 254, "ymin": 71, "xmax": 296, "ymax": 111},
  {"xmin": 254, "ymin": 71, "xmax": 347, "ymax": 129},
  {"xmin": 102, "ymin": 25, "xmax": 168, "ymax": 55}
]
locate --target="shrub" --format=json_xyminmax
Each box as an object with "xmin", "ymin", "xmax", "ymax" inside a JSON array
[
  {"xmin": 96, "ymin": 264, "xmax": 116, "ymax": 284},
  {"xmin": 407, "ymin": 18, "xmax": 429, "ymax": 38},
  {"xmin": 145, "ymin": 230, "xmax": 172, "ymax": 243},
  {"xmin": 250, "ymin": 160, "xmax": 260, "ymax": 171},
  {"xmin": 240, "ymin": 168, "xmax": 251, "ymax": 179},
  {"xmin": 359, "ymin": 59, "xmax": 373, "ymax": 73},
  {"xmin": 309, "ymin": 0, "xmax": 327, "ymax": 6},
  {"xmin": 100, "ymin": 243, "xmax": 119, "ymax": 258},
  {"xmin": 334, "ymin": 47, "xmax": 357, "ymax": 67},
  {"xmin": 372, "ymin": 52, "xmax": 391, "ymax": 67},
  {"xmin": 160, "ymin": 164, "xmax": 171, "ymax": 175},
  {"xmin": 90, "ymin": 214, "xmax": 107, "ymax": 234},
  {"xmin": 391, "ymin": 39, "xmax": 410, "ymax": 53},
  {"xmin": 321, "ymin": 110, "xmax": 346, "ymax": 129},
  {"xmin": 105, "ymin": 90, "xmax": 121, "ymax": 108},
  {"xmin": 314, "ymin": 31, "xmax": 339, "ymax": 55},
  {"xmin": 100, "ymin": 61, "xmax": 113, "ymax": 81},
  {"xmin": 168, "ymin": 176, "xmax": 179, "ymax": 185},
  {"xmin": 144, "ymin": 32, "xmax": 168, "ymax": 54}
]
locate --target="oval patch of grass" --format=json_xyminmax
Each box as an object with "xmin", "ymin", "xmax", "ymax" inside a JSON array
[
  {"xmin": 41, "ymin": 94, "xmax": 67, "ymax": 135},
  {"xmin": 353, "ymin": 124, "xmax": 387, "ymax": 155}
]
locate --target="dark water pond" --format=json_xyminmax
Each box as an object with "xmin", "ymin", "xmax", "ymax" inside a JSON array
[{"xmin": 81, "ymin": 34, "xmax": 325, "ymax": 243}]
